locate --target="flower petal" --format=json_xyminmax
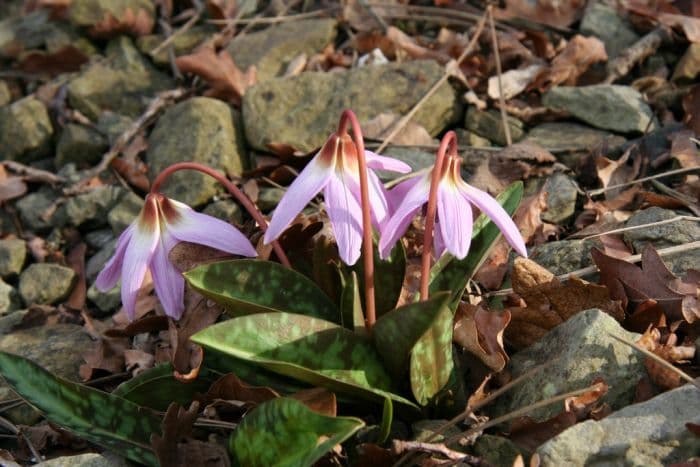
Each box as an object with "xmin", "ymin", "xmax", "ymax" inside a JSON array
[
  {"xmin": 366, "ymin": 170, "xmax": 392, "ymax": 228},
  {"xmin": 164, "ymin": 198, "xmax": 257, "ymax": 257},
  {"xmin": 437, "ymin": 183, "xmax": 473, "ymax": 259},
  {"xmin": 386, "ymin": 173, "xmax": 423, "ymax": 213},
  {"xmin": 433, "ymin": 220, "xmax": 447, "ymax": 258},
  {"xmin": 95, "ymin": 223, "xmax": 135, "ymax": 291},
  {"xmin": 120, "ymin": 223, "xmax": 159, "ymax": 320},
  {"xmin": 264, "ymin": 155, "xmax": 332, "ymax": 244},
  {"xmin": 365, "ymin": 150, "xmax": 412, "ymax": 173},
  {"xmin": 324, "ymin": 174, "xmax": 364, "ymax": 265},
  {"xmin": 150, "ymin": 229, "xmax": 185, "ymax": 319},
  {"xmin": 378, "ymin": 173, "xmax": 431, "ymax": 259},
  {"xmin": 460, "ymin": 182, "xmax": 527, "ymax": 257}
]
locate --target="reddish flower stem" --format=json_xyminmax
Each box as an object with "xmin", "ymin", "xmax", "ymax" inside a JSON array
[
  {"xmin": 338, "ymin": 110, "xmax": 376, "ymax": 332},
  {"xmin": 419, "ymin": 131, "xmax": 458, "ymax": 301},
  {"xmin": 150, "ymin": 162, "xmax": 291, "ymax": 268}
]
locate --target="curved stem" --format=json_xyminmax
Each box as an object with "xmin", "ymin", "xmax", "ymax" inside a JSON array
[
  {"xmin": 338, "ymin": 110, "xmax": 376, "ymax": 332},
  {"xmin": 151, "ymin": 162, "xmax": 291, "ymax": 268},
  {"xmin": 419, "ymin": 131, "xmax": 457, "ymax": 301}
]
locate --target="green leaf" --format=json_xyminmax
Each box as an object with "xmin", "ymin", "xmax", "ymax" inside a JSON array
[
  {"xmin": 113, "ymin": 364, "xmax": 219, "ymax": 411},
  {"xmin": 339, "ymin": 271, "xmax": 366, "ymax": 334},
  {"xmin": 229, "ymin": 397, "xmax": 364, "ymax": 467},
  {"xmin": 184, "ymin": 259, "xmax": 339, "ymax": 322},
  {"xmin": 408, "ymin": 300, "xmax": 456, "ymax": 407},
  {"xmin": 352, "ymin": 240, "xmax": 406, "ymax": 318},
  {"xmin": 0, "ymin": 351, "xmax": 160, "ymax": 466},
  {"xmin": 372, "ymin": 293, "xmax": 451, "ymax": 380},
  {"xmin": 377, "ymin": 397, "xmax": 393, "ymax": 445},
  {"xmin": 191, "ymin": 312, "xmax": 417, "ymax": 409},
  {"xmin": 428, "ymin": 182, "xmax": 523, "ymax": 305}
]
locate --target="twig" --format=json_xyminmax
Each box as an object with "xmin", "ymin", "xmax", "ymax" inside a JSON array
[
  {"xmin": 376, "ymin": 9, "xmax": 489, "ymax": 154},
  {"xmin": 487, "ymin": 6, "xmax": 511, "ymax": 146},
  {"xmin": 0, "ymin": 415, "xmax": 42, "ymax": 462},
  {"xmin": 208, "ymin": 8, "xmax": 336, "ymax": 25},
  {"xmin": 605, "ymin": 27, "xmax": 670, "ymax": 84},
  {"xmin": 581, "ymin": 216, "xmax": 700, "ymax": 240},
  {"xmin": 150, "ymin": 8, "xmax": 203, "ymax": 56},
  {"xmin": 586, "ymin": 166, "xmax": 700, "ymax": 196},
  {"xmin": 608, "ymin": 333, "xmax": 700, "ymax": 391},
  {"xmin": 194, "ymin": 418, "xmax": 238, "ymax": 429},
  {"xmin": 650, "ymin": 180, "xmax": 700, "ymax": 216},
  {"xmin": 391, "ymin": 440, "xmax": 478, "ymax": 462},
  {"xmin": 2, "ymin": 161, "xmax": 65, "ymax": 185}
]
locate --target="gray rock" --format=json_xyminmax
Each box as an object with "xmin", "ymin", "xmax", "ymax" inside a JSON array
[
  {"xmin": 203, "ymin": 199, "xmax": 243, "ymax": 225},
  {"xmin": 87, "ymin": 283, "xmax": 121, "ymax": 314},
  {"xmin": 540, "ymin": 173, "xmax": 578, "ymax": 224},
  {"xmin": 543, "ymin": 85, "xmax": 656, "ymax": 134},
  {"xmin": 54, "ymin": 186, "xmax": 125, "ymax": 229},
  {"xmin": 84, "ymin": 229, "xmax": 115, "ymax": 250},
  {"xmin": 375, "ymin": 147, "xmax": 436, "ymax": 181},
  {"xmin": 490, "ymin": 309, "xmax": 644, "ymax": 421},
  {"xmin": 454, "ymin": 129, "xmax": 492, "ymax": 148},
  {"xmin": 672, "ymin": 43, "xmax": 700, "ymax": 82},
  {"xmin": 86, "ymin": 238, "xmax": 116, "ymax": 283},
  {"xmin": 0, "ymin": 323, "xmax": 92, "ymax": 424},
  {"xmin": 68, "ymin": 0, "xmax": 154, "ymax": 37},
  {"xmin": 68, "ymin": 36, "xmax": 173, "ymax": 120},
  {"xmin": 537, "ymin": 379, "xmax": 700, "ymax": 466},
  {"xmin": 55, "ymin": 123, "xmax": 108, "ymax": 168},
  {"xmin": 464, "ymin": 108, "xmax": 525, "ymax": 146},
  {"xmin": 0, "ymin": 279, "xmax": 20, "ymax": 315},
  {"xmin": 0, "ymin": 95, "xmax": 53, "ymax": 161},
  {"xmin": 15, "ymin": 186, "xmax": 57, "ymax": 231},
  {"xmin": 0, "ymin": 80, "xmax": 11, "ymax": 106},
  {"xmin": 471, "ymin": 434, "xmax": 523, "ymax": 467},
  {"xmin": 137, "ymin": 25, "xmax": 216, "ymax": 66},
  {"xmin": 624, "ymin": 207, "xmax": 700, "ymax": 275},
  {"xmin": 96, "ymin": 112, "xmax": 133, "ymax": 144},
  {"xmin": 38, "ymin": 452, "xmax": 132, "ymax": 467},
  {"xmin": 18, "ymin": 263, "xmax": 77, "ymax": 305},
  {"xmin": 0, "ymin": 238, "xmax": 26, "ymax": 278},
  {"xmin": 107, "ymin": 191, "xmax": 143, "ymax": 234},
  {"xmin": 529, "ymin": 239, "xmax": 602, "ymax": 276},
  {"xmin": 579, "ymin": 2, "xmax": 639, "ymax": 59},
  {"xmin": 147, "ymin": 97, "xmax": 248, "ymax": 206},
  {"xmin": 243, "ymin": 60, "xmax": 462, "ymax": 153},
  {"xmin": 257, "ymin": 188, "xmax": 285, "ymax": 212},
  {"xmin": 227, "ymin": 19, "xmax": 337, "ymax": 82}
]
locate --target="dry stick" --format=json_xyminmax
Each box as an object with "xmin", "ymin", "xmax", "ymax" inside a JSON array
[
  {"xmin": 609, "ymin": 333, "xmax": 700, "ymax": 391},
  {"xmin": 376, "ymin": 10, "xmax": 489, "ymax": 154},
  {"xmin": 650, "ymin": 180, "xmax": 700, "ymax": 217},
  {"xmin": 605, "ymin": 27, "xmax": 669, "ymax": 84},
  {"xmin": 150, "ymin": 162, "xmax": 291, "ymax": 268},
  {"xmin": 151, "ymin": 8, "xmax": 203, "ymax": 56},
  {"xmin": 0, "ymin": 415, "xmax": 42, "ymax": 462},
  {"xmin": 581, "ymin": 215, "xmax": 700, "ymax": 240},
  {"xmin": 487, "ymin": 6, "xmax": 512, "ymax": 147},
  {"xmin": 587, "ymin": 166, "xmax": 700, "ymax": 196},
  {"xmin": 207, "ymin": 8, "xmax": 336, "ymax": 25},
  {"xmin": 392, "ymin": 440, "xmax": 480, "ymax": 463}
]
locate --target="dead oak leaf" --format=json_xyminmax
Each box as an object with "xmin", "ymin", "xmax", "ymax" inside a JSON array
[
  {"xmin": 537, "ymin": 35, "xmax": 607, "ymax": 90},
  {"xmin": 493, "ymin": 0, "xmax": 586, "ymax": 28},
  {"xmin": 636, "ymin": 327, "xmax": 696, "ymax": 390},
  {"xmin": 595, "ymin": 148, "xmax": 642, "ymax": 200},
  {"xmin": 453, "ymin": 303, "xmax": 510, "ymax": 372},
  {"xmin": 90, "ymin": 7, "xmax": 154, "ymax": 38},
  {"xmin": 176, "ymin": 47, "xmax": 257, "ymax": 105}
]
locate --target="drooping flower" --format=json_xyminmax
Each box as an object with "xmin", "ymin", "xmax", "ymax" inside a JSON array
[
  {"xmin": 379, "ymin": 155, "xmax": 527, "ymax": 260},
  {"xmin": 95, "ymin": 193, "xmax": 257, "ymax": 320},
  {"xmin": 263, "ymin": 131, "xmax": 411, "ymax": 265}
]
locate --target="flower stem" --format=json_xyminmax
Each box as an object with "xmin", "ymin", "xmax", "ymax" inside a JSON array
[
  {"xmin": 419, "ymin": 131, "xmax": 457, "ymax": 301},
  {"xmin": 338, "ymin": 109, "xmax": 376, "ymax": 332},
  {"xmin": 150, "ymin": 162, "xmax": 291, "ymax": 268}
]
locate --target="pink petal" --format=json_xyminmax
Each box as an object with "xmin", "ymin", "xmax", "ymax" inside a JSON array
[
  {"xmin": 433, "ymin": 220, "xmax": 447, "ymax": 258},
  {"xmin": 378, "ymin": 174, "xmax": 431, "ymax": 259},
  {"xmin": 95, "ymin": 223, "xmax": 135, "ymax": 291},
  {"xmin": 120, "ymin": 224, "xmax": 159, "ymax": 320},
  {"xmin": 366, "ymin": 170, "xmax": 392, "ymax": 229},
  {"xmin": 165, "ymin": 198, "xmax": 257, "ymax": 257},
  {"xmin": 460, "ymin": 182, "xmax": 527, "ymax": 257},
  {"xmin": 150, "ymin": 229, "xmax": 185, "ymax": 319},
  {"xmin": 365, "ymin": 150, "xmax": 412, "ymax": 173},
  {"xmin": 386, "ymin": 173, "xmax": 423, "ymax": 213},
  {"xmin": 437, "ymin": 183, "xmax": 473, "ymax": 259},
  {"xmin": 264, "ymin": 155, "xmax": 332, "ymax": 244},
  {"xmin": 324, "ymin": 174, "xmax": 364, "ymax": 265}
]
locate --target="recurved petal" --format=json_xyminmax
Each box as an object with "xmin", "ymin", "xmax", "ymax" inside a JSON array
[
  {"xmin": 95, "ymin": 223, "xmax": 135, "ymax": 291},
  {"xmin": 120, "ymin": 223, "xmax": 159, "ymax": 320},
  {"xmin": 437, "ymin": 183, "xmax": 473, "ymax": 259},
  {"xmin": 365, "ymin": 150, "xmax": 412, "ymax": 173},
  {"xmin": 164, "ymin": 198, "xmax": 257, "ymax": 257},
  {"xmin": 150, "ymin": 229, "xmax": 185, "ymax": 319},
  {"xmin": 324, "ymin": 174, "xmax": 364, "ymax": 265},
  {"xmin": 386, "ymin": 172, "xmax": 423, "ymax": 213},
  {"xmin": 264, "ymin": 155, "xmax": 332, "ymax": 244},
  {"xmin": 433, "ymin": 220, "xmax": 447, "ymax": 258},
  {"xmin": 460, "ymin": 182, "xmax": 527, "ymax": 257},
  {"xmin": 366, "ymin": 170, "xmax": 392, "ymax": 228}
]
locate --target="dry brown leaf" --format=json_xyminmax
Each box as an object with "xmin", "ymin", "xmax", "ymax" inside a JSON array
[
  {"xmin": 124, "ymin": 349, "xmax": 155, "ymax": 376},
  {"xmin": 538, "ymin": 35, "xmax": 607, "ymax": 90},
  {"xmin": 659, "ymin": 12, "xmax": 700, "ymax": 42},
  {"xmin": 385, "ymin": 26, "xmax": 451, "ymax": 63},
  {"xmin": 291, "ymin": 388, "xmax": 337, "ymax": 417},
  {"xmin": 453, "ymin": 303, "xmax": 510, "ymax": 372},
  {"xmin": 636, "ymin": 327, "xmax": 696, "ymax": 390},
  {"xmin": 204, "ymin": 373, "xmax": 279, "ymax": 405},
  {"xmin": 493, "ymin": 0, "xmax": 586, "ymax": 28},
  {"xmin": 64, "ymin": 242, "xmax": 87, "ymax": 310},
  {"xmin": 176, "ymin": 47, "xmax": 257, "ymax": 105},
  {"xmin": 625, "ymin": 299, "xmax": 668, "ymax": 333},
  {"xmin": 488, "ymin": 64, "xmax": 545, "ymax": 100},
  {"xmin": 207, "ymin": 0, "xmax": 237, "ymax": 19},
  {"xmin": 90, "ymin": 7, "xmax": 154, "ymax": 38},
  {"xmin": 168, "ymin": 295, "xmax": 221, "ymax": 378},
  {"xmin": 0, "ymin": 176, "xmax": 27, "ymax": 203},
  {"xmin": 343, "ymin": 0, "xmax": 401, "ymax": 32},
  {"xmin": 683, "ymin": 85, "xmax": 700, "ymax": 134},
  {"xmin": 595, "ymin": 148, "xmax": 642, "ymax": 200},
  {"xmin": 362, "ymin": 113, "xmax": 434, "ymax": 146},
  {"xmin": 17, "ymin": 45, "xmax": 89, "ymax": 75},
  {"xmin": 23, "ymin": 0, "xmax": 71, "ymax": 18},
  {"xmin": 670, "ymin": 130, "xmax": 700, "ymax": 170},
  {"xmin": 79, "ymin": 337, "xmax": 128, "ymax": 380}
]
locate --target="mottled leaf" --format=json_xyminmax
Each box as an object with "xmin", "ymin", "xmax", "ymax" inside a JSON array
[
  {"xmin": 0, "ymin": 351, "xmax": 160, "ymax": 466},
  {"xmin": 340, "ymin": 271, "xmax": 366, "ymax": 334},
  {"xmin": 229, "ymin": 397, "xmax": 364, "ymax": 467},
  {"xmin": 429, "ymin": 181, "xmax": 523, "ymax": 305},
  {"xmin": 372, "ymin": 293, "xmax": 451, "ymax": 379},
  {"xmin": 377, "ymin": 397, "xmax": 393, "ymax": 444},
  {"xmin": 353, "ymin": 240, "xmax": 406, "ymax": 318},
  {"xmin": 191, "ymin": 313, "xmax": 417, "ymax": 409},
  {"xmin": 184, "ymin": 259, "xmax": 338, "ymax": 322},
  {"xmin": 205, "ymin": 351, "xmax": 307, "ymax": 395}
]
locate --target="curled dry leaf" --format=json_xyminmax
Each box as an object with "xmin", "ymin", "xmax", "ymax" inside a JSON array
[
  {"xmin": 505, "ymin": 258, "xmax": 624, "ymax": 350},
  {"xmin": 291, "ymin": 388, "xmax": 337, "ymax": 417},
  {"xmin": 64, "ymin": 242, "xmax": 87, "ymax": 310},
  {"xmin": 453, "ymin": 303, "xmax": 510, "ymax": 372},
  {"xmin": 488, "ymin": 63, "xmax": 545, "ymax": 100},
  {"xmin": 682, "ymin": 85, "xmax": 700, "ymax": 134},
  {"xmin": 636, "ymin": 327, "xmax": 696, "ymax": 390},
  {"xmin": 89, "ymin": 7, "xmax": 154, "ymax": 38},
  {"xmin": 385, "ymin": 26, "xmax": 452, "ymax": 63},
  {"xmin": 362, "ymin": 113, "xmax": 434, "ymax": 146},
  {"xmin": 537, "ymin": 35, "xmax": 607, "ymax": 90},
  {"xmin": 207, "ymin": 0, "xmax": 237, "ymax": 20},
  {"xmin": 669, "ymin": 130, "xmax": 700, "ymax": 172},
  {"xmin": 493, "ymin": 0, "xmax": 587, "ymax": 28},
  {"xmin": 204, "ymin": 373, "xmax": 280, "ymax": 406},
  {"xmin": 595, "ymin": 148, "xmax": 643, "ymax": 200}
]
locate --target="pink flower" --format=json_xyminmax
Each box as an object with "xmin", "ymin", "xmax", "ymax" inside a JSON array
[
  {"xmin": 379, "ymin": 155, "xmax": 527, "ymax": 260},
  {"xmin": 263, "ymin": 132, "xmax": 411, "ymax": 265},
  {"xmin": 95, "ymin": 193, "xmax": 257, "ymax": 320}
]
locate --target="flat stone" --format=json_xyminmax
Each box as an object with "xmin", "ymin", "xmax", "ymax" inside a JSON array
[
  {"xmin": 55, "ymin": 123, "xmax": 108, "ymax": 168},
  {"xmin": 37, "ymin": 452, "xmax": 131, "ymax": 467},
  {"xmin": 0, "ymin": 279, "xmax": 20, "ymax": 316},
  {"xmin": 672, "ymin": 43, "xmax": 700, "ymax": 82},
  {"xmin": 0, "ymin": 95, "xmax": 53, "ymax": 161},
  {"xmin": 579, "ymin": 2, "xmax": 639, "ymax": 59},
  {"xmin": 454, "ymin": 129, "xmax": 492, "ymax": 147},
  {"xmin": 525, "ymin": 121, "xmax": 626, "ymax": 153},
  {"xmin": 68, "ymin": 0, "xmax": 154, "ymax": 37},
  {"xmin": 537, "ymin": 379, "xmax": 700, "ymax": 466},
  {"xmin": 15, "ymin": 186, "xmax": 57, "ymax": 231},
  {"xmin": 137, "ymin": 25, "xmax": 214, "ymax": 66},
  {"xmin": 0, "ymin": 238, "xmax": 26, "ymax": 278},
  {"xmin": 0, "ymin": 80, "xmax": 11, "ymax": 106},
  {"xmin": 529, "ymin": 239, "xmax": 603, "ymax": 276},
  {"xmin": 18, "ymin": 263, "xmax": 77, "ymax": 305},
  {"xmin": 87, "ymin": 282, "xmax": 120, "ymax": 314},
  {"xmin": 203, "ymin": 199, "xmax": 243, "ymax": 225},
  {"xmin": 540, "ymin": 173, "xmax": 578, "ymax": 224},
  {"xmin": 471, "ymin": 434, "xmax": 523, "ymax": 467},
  {"xmin": 96, "ymin": 112, "xmax": 133, "ymax": 144},
  {"xmin": 543, "ymin": 85, "xmax": 656, "ymax": 134},
  {"xmin": 227, "ymin": 19, "xmax": 337, "ymax": 81},
  {"xmin": 84, "ymin": 229, "xmax": 115, "ymax": 250},
  {"xmin": 86, "ymin": 238, "xmax": 116, "ymax": 283},
  {"xmin": 464, "ymin": 108, "xmax": 525, "ymax": 146},
  {"xmin": 107, "ymin": 191, "xmax": 143, "ymax": 234},
  {"xmin": 147, "ymin": 97, "xmax": 249, "ymax": 206},
  {"xmin": 242, "ymin": 60, "xmax": 462, "ymax": 153},
  {"xmin": 489, "ymin": 309, "xmax": 644, "ymax": 421},
  {"xmin": 257, "ymin": 188, "xmax": 285, "ymax": 212},
  {"xmin": 54, "ymin": 185, "xmax": 126, "ymax": 229}
]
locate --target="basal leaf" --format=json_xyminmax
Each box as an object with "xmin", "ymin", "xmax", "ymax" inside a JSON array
[
  {"xmin": 372, "ymin": 293, "xmax": 451, "ymax": 379},
  {"xmin": 428, "ymin": 182, "xmax": 523, "ymax": 305},
  {"xmin": 352, "ymin": 239, "xmax": 406, "ymax": 318},
  {"xmin": 340, "ymin": 271, "xmax": 366, "ymax": 335},
  {"xmin": 229, "ymin": 397, "xmax": 364, "ymax": 467},
  {"xmin": 184, "ymin": 259, "xmax": 338, "ymax": 322},
  {"xmin": 191, "ymin": 312, "xmax": 417, "ymax": 409},
  {"xmin": 0, "ymin": 351, "xmax": 160, "ymax": 466}
]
